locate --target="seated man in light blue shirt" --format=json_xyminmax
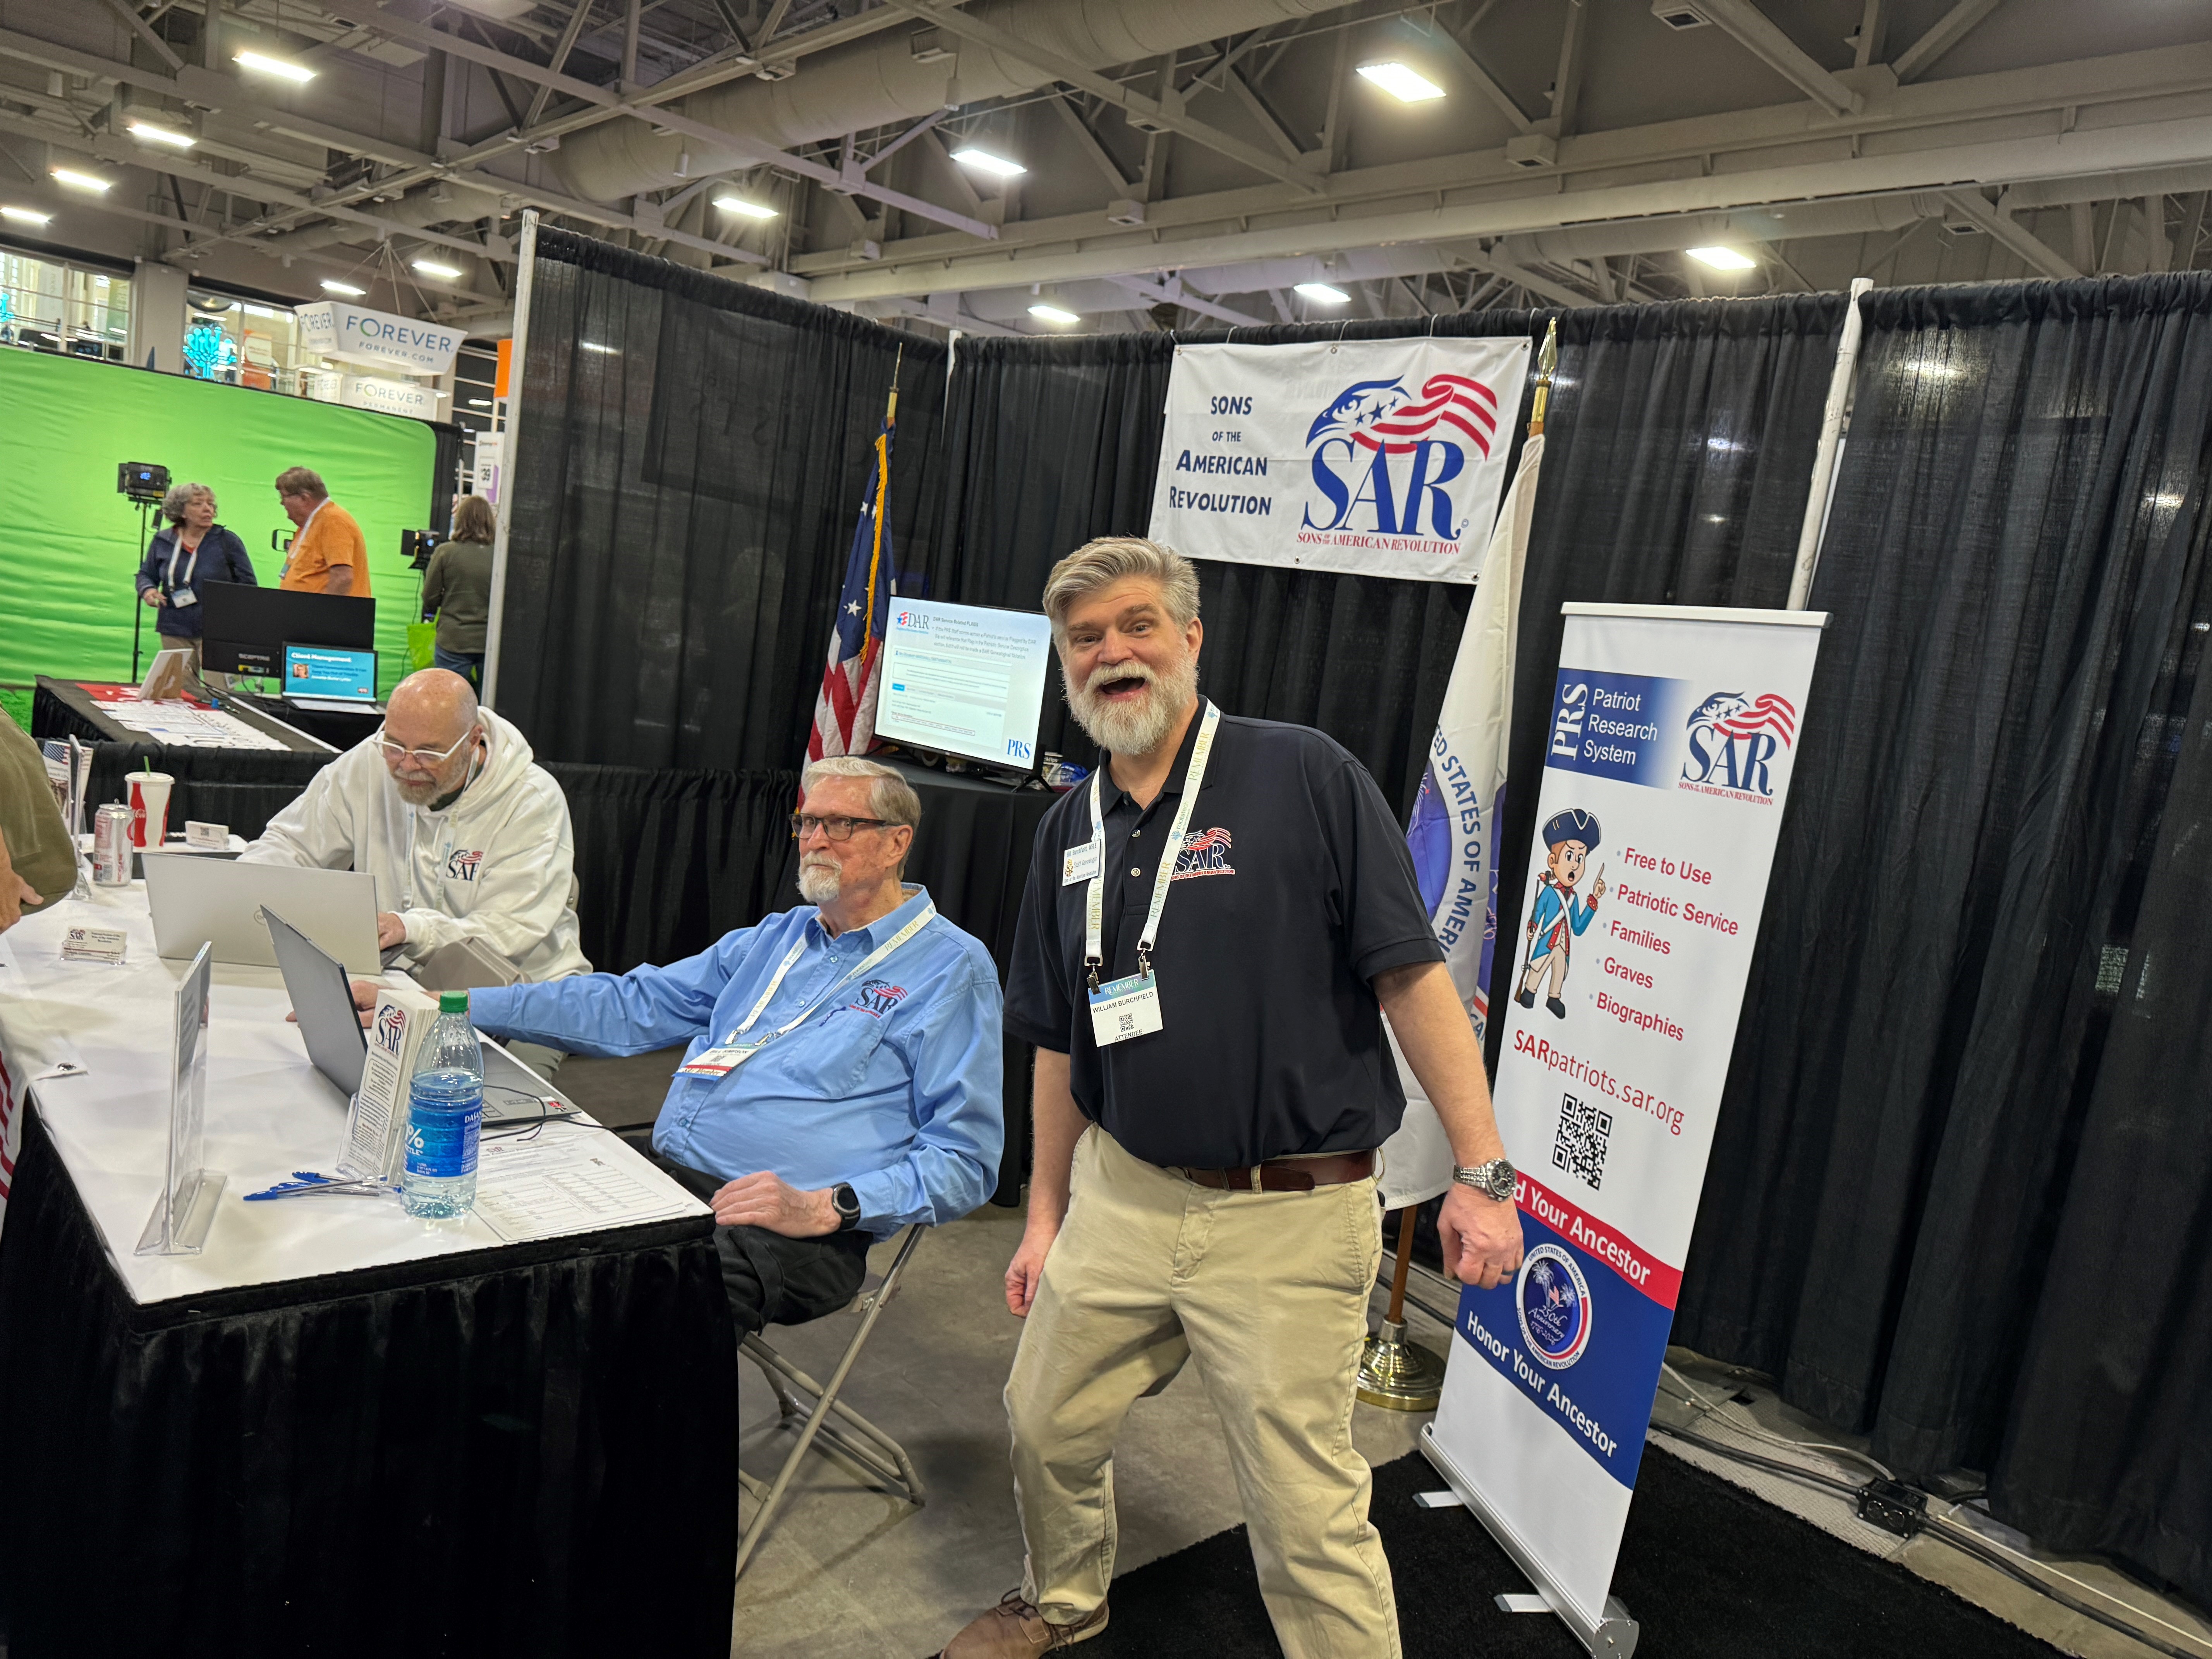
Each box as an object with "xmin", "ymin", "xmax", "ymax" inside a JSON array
[{"xmin": 470, "ymin": 757, "xmax": 1005, "ymax": 1335}]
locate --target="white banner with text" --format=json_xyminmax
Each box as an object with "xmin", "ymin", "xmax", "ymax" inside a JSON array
[
  {"xmin": 1146, "ymin": 336, "xmax": 1530, "ymax": 583},
  {"xmin": 1430, "ymin": 603, "xmax": 1826, "ymax": 1630}
]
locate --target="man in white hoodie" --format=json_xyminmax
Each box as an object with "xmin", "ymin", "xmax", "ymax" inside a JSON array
[{"xmin": 241, "ymin": 669, "xmax": 589, "ymax": 990}]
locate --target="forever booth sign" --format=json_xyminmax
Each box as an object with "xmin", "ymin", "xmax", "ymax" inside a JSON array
[
  {"xmin": 293, "ymin": 300, "xmax": 462, "ymax": 376},
  {"xmin": 1146, "ymin": 335, "xmax": 1531, "ymax": 583}
]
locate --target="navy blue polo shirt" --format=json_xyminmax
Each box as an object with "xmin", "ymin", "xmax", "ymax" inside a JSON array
[{"xmin": 1006, "ymin": 707, "xmax": 1444, "ymax": 1169}]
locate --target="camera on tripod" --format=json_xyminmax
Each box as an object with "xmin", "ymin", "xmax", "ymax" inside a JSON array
[
  {"xmin": 401, "ymin": 529, "xmax": 445, "ymax": 570},
  {"xmin": 118, "ymin": 462, "xmax": 170, "ymax": 505}
]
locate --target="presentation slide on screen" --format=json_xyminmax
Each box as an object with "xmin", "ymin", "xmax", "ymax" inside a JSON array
[
  {"xmin": 286, "ymin": 646, "xmax": 377, "ymax": 701},
  {"xmin": 878, "ymin": 599, "xmax": 1054, "ymax": 767}
]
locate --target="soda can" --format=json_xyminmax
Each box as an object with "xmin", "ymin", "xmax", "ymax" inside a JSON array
[{"xmin": 93, "ymin": 804, "xmax": 134, "ymax": 886}]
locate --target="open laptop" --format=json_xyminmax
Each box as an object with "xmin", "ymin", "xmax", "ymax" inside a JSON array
[
  {"xmin": 143, "ymin": 852, "xmax": 381, "ymax": 972},
  {"xmin": 282, "ymin": 642, "xmax": 381, "ymax": 714},
  {"xmin": 263, "ymin": 905, "xmax": 577, "ymax": 1121}
]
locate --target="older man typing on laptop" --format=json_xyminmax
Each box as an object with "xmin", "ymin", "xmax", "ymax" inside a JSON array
[{"xmin": 465, "ymin": 756, "xmax": 1005, "ymax": 1335}]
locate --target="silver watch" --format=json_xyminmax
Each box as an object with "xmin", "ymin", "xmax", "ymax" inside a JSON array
[{"xmin": 1453, "ymin": 1159, "xmax": 1517, "ymax": 1202}]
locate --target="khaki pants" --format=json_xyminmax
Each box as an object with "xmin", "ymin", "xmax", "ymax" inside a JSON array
[{"xmin": 1005, "ymin": 1128, "xmax": 1397, "ymax": 1659}]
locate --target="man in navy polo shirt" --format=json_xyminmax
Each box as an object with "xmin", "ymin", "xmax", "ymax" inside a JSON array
[{"xmin": 939, "ymin": 539, "xmax": 1525, "ymax": 1659}]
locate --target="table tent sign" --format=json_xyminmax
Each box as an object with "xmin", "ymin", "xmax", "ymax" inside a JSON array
[
  {"xmin": 1147, "ymin": 335, "xmax": 1532, "ymax": 583},
  {"xmin": 134, "ymin": 941, "xmax": 222, "ymax": 1256},
  {"xmin": 1422, "ymin": 603, "xmax": 1827, "ymax": 1656},
  {"xmin": 292, "ymin": 300, "xmax": 464, "ymax": 377}
]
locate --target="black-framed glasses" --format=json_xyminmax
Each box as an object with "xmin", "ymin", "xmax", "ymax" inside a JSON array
[{"xmin": 790, "ymin": 814, "xmax": 892, "ymax": 842}]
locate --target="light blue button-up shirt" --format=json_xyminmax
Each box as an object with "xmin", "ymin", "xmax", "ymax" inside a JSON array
[{"xmin": 472, "ymin": 885, "xmax": 1004, "ymax": 1234}]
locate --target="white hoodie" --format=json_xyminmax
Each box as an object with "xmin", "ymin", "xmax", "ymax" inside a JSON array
[{"xmin": 240, "ymin": 708, "xmax": 591, "ymax": 982}]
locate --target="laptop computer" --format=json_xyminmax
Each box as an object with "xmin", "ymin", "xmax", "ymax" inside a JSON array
[
  {"xmin": 143, "ymin": 852, "xmax": 381, "ymax": 971},
  {"xmin": 263, "ymin": 905, "xmax": 577, "ymax": 1122},
  {"xmin": 282, "ymin": 642, "xmax": 381, "ymax": 714}
]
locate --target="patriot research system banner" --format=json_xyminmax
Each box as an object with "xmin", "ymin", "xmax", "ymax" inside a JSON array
[
  {"xmin": 1146, "ymin": 336, "xmax": 1531, "ymax": 583},
  {"xmin": 1425, "ymin": 603, "xmax": 1826, "ymax": 1640}
]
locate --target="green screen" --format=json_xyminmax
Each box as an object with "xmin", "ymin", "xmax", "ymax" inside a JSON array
[{"xmin": 0, "ymin": 349, "xmax": 438, "ymax": 698}]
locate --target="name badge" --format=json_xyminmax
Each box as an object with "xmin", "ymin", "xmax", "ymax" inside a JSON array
[
  {"xmin": 677, "ymin": 1039, "xmax": 766, "ymax": 1077},
  {"xmin": 1062, "ymin": 842, "xmax": 1101, "ymax": 885},
  {"xmin": 168, "ymin": 589, "xmax": 199, "ymax": 608},
  {"xmin": 1087, "ymin": 970, "xmax": 1163, "ymax": 1047}
]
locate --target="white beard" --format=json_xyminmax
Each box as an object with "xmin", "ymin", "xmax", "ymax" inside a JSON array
[
  {"xmin": 797, "ymin": 860, "xmax": 842, "ymax": 904},
  {"xmin": 1065, "ymin": 650, "xmax": 1199, "ymax": 757}
]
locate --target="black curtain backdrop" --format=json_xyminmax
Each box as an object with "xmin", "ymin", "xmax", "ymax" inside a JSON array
[
  {"xmin": 499, "ymin": 228, "xmax": 946, "ymax": 771},
  {"xmin": 1669, "ymin": 274, "xmax": 2212, "ymax": 1604}
]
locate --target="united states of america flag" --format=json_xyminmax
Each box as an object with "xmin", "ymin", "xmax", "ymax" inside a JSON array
[{"xmin": 808, "ymin": 419, "xmax": 897, "ymax": 761}]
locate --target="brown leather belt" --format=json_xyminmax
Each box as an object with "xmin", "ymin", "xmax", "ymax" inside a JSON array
[{"xmin": 1175, "ymin": 1151, "xmax": 1376, "ymax": 1193}]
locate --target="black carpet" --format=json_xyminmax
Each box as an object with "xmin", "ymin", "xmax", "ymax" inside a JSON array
[{"xmin": 1084, "ymin": 1444, "xmax": 2065, "ymax": 1658}]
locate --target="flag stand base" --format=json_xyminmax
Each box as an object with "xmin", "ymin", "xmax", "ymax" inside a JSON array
[
  {"xmin": 1357, "ymin": 1319, "xmax": 1446, "ymax": 1411},
  {"xmin": 1419, "ymin": 1423, "xmax": 1641, "ymax": 1657}
]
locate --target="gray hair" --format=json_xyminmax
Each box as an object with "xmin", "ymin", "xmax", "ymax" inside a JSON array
[
  {"xmin": 161, "ymin": 480, "xmax": 214, "ymax": 525},
  {"xmin": 1041, "ymin": 537, "xmax": 1201, "ymax": 644},
  {"xmin": 800, "ymin": 756, "xmax": 922, "ymax": 831}
]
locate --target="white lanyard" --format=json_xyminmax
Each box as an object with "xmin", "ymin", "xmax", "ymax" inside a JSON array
[
  {"xmin": 1083, "ymin": 701, "xmax": 1221, "ymax": 991},
  {"xmin": 165, "ymin": 534, "xmax": 202, "ymax": 592}
]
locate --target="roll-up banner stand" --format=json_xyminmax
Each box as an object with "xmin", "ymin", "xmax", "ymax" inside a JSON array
[{"xmin": 1421, "ymin": 603, "xmax": 1827, "ymax": 1657}]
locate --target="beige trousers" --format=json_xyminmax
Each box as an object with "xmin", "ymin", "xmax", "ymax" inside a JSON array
[{"xmin": 1005, "ymin": 1127, "xmax": 1398, "ymax": 1659}]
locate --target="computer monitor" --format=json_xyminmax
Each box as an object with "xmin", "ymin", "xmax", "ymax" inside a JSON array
[
  {"xmin": 200, "ymin": 582, "xmax": 374, "ymax": 678},
  {"xmin": 875, "ymin": 598, "xmax": 1054, "ymax": 771},
  {"xmin": 284, "ymin": 643, "xmax": 378, "ymax": 703}
]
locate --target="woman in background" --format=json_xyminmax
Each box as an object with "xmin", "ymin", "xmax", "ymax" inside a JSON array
[
  {"xmin": 422, "ymin": 493, "xmax": 496, "ymax": 688},
  {"xmin": 136, "ymin": 481, "xmax": 257, "ymax": 678}
]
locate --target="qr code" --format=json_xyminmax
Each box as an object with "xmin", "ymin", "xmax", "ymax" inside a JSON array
[{"xmin": 1552, "ymin": 1094, "xmax": 1613, "ymax": 1191}]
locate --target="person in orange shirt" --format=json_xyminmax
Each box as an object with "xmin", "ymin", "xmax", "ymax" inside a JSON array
[{"xmin": 274, "ymin": 465, "xmax": 372, "ymax": 596}]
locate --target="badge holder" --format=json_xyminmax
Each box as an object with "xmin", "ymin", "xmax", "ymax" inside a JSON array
[{"xmin": 135, "ymin": 942, "xmax": 225, "ymax": 1255}]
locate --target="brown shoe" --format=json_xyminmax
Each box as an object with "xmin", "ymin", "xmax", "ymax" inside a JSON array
[{"xmin": 939, "ymin": 1589, "xmax": 1109, "ymax": 1656}]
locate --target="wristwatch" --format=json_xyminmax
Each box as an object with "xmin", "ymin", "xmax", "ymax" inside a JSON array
[
  {"xmin": 1453, "ymin": 1159, "xmax": 1518, "ymax": 1203},
  {"xmin": 830, "ymin": 1182, "xmax": 862, "ymax": 1233}
]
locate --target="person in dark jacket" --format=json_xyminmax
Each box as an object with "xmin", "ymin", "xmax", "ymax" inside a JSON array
[
  {"xmin": 421, "ymin": 493, "xmax": 496, "ymax": 687},
  {"xmin": 136, "ymin": 481, "xmax": 258, "ymax": 678}
]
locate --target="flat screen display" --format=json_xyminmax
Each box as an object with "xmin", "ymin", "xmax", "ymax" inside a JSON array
[
  {"xmin": 284, "ymin": 644, "xmax": 378, "ymax": 702},
  {"xmin": 876, "ymin": 599, "xmax": 1054, "ymax": 769}
]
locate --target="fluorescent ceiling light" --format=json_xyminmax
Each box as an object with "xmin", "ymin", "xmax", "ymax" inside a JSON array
[
  {"xmin": 713, "ymin": 196, "xmax": 778, "ymax": 219},
  {"xmin": 950, "ymin": 147, "xmax": 1025, "ymax": 178},
  {"xmin": 1027, "ymin": 304, "xmax": 1080, "ymax": 325},
  {"xmin": 412, "ymin": 259, "xmax": 463, "ymax": 280},
  {"xmin": 319, "ymin": 279, "xmax": 366, "ymax": 296},
  {"xmin": 235, "ymin": 50, "xmax": 315, "ymax": 82},
  {"xmin": 127, "ymin": 120, "xmax": 196, "ymax": 149},
  {"xmin": 51, "ymin": 168, "xmax": 111, "ymax": 192},
  {"xmin": 1686, "ymin": 245, "xmax": 1756, "ymax": 271},
  {"xmin": 1356, "ymin": 62, "xmax": 1445, "ymax": 102},
  {"xmin": 0, "ymin": 206, "xmax": 52, "ymax": 226},
  {"xmin": 468, "ymin": 398, "xmax": 491, "ymax": 407},
  {"xmin": 1294, "ymin": 282, "xmax": 1350, "ymax": 304},
  {"xmin": 579, "ymin": 341, "xmax": 619, "ymax": 354}
]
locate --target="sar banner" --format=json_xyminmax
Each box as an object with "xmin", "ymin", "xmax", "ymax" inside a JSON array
[
  {"xmin": 1427, "ymin": 603, "xmax": 1826, "ymax": 1639},
  {"xmin": 1146, "ymin": 336, "xmax": 1531, "ymax": 583}
]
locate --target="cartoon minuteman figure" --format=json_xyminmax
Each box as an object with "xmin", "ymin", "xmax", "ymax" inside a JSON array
[{"xmin": 1516, "ymin": 809, "xmax": 1606, "ymax": 1020}]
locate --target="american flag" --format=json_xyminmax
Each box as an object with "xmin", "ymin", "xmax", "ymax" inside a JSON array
[{"xmin": 808, "ymin": 416, "xmax": 898, "ymax": 761}]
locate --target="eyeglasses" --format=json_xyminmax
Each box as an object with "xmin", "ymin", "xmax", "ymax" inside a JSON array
[
  {"xmin": 789, "ymin": 814, "xmax": 893, "ymax": 842},
  {"xmin": 376, "ymin": 727, "xmax": 477, "ymax": 767}
]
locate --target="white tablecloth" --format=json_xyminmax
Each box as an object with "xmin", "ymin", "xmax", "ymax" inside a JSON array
[{"xmin": 0, "ymin": 883, "xmax": 706, "ymax": 1306}]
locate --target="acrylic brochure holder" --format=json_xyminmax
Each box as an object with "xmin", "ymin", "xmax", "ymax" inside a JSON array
[{"xmin": 135, "ymin": 941, "xmax": 225, "ymax": 1255}]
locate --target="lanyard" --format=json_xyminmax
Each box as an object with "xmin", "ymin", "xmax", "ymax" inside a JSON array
[
  {"xmin": 164, "ymin": 533, "xmax": 202, "ymax": 592},
  {"xmin": 723, "ymin": 898, "xmax": 937, "ymax": 1048},
  {"xmin": 1084, "ymin": 701, "xmax": 1221, "ymax": 989}
]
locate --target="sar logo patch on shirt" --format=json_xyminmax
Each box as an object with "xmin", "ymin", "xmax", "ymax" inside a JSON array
[
  {"xmin": 848, "ymin": 979, "xmax": 910, "ymax": 1017},
  {"xmin": 446, "ymin": 848, "xmax": 486, "ymax": 881},
  {"xmin": 1171, "ymin": 826, "xmax": 1236, "ymax": 879}
]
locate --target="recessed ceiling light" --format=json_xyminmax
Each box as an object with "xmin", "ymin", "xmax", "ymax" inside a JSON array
[
  {"xmin": 1294, "ymin": 282, "xmax": 1350, "ymax": 304},
  {"xmin": 1356, "ymin": 62, "xmax": 1446, "ymax": 102},
  {"xmin": 127, "ymin": 120, "xmax": 196, "ymax": 149},
  {"xmin": 713, "ymin": 196, "xmax": 779, "ymax": 219},
  {"xmin": 950, "ymin": 147, "xmax": 1025, "ymax": 178},
  {"xmin": 236, "ymin": 50, "xmax": 315, "ymax": 82},
  {"xmin": 1028, "ymin": 304, "xmax": 1079, "ymax": 325},
  {"xmin": 1, "ymin": 206, "xmax": 52, "ymax": 226},
  {"xmin": 319, "ymin": 279, "xmax": 366, "ymax": 296},
  {"xmin": 1686, "ymin": 246, "xmax": 1757, "ymax": 270},
  {"xmin": 51, "ymin": 168, "xmax": 112, "ymax": 192},
  {"xmin": 412, "ymin": 259, "xmax": 463, "ymax": 280},
  {"xmin": 579, "ymin": 341, "xmax": 619, "ymax": 354}
]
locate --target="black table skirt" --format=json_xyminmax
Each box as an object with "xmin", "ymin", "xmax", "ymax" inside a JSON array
[{"xmin": 0, "ymin": 1105, "xmax": 740, "ymax": 1658}]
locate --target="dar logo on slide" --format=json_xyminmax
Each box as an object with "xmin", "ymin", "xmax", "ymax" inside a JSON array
[
  {"xmin": 1517, "ymin": 1243, "xmax": 1594, "ymax": 1370},
  {"xmin": 1302, "ymin": 373, "xmax": 1503, "ymax": 541}
]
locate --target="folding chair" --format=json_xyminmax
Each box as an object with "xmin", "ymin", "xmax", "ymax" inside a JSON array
[{"xmin": 735, "ymin": 1223, "xmax": 929, "ymax": 1579}]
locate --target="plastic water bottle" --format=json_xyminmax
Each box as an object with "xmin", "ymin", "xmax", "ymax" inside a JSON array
[{"xmin": 402, "ymin": 991, "xmax": 484, "ymax": 1219}]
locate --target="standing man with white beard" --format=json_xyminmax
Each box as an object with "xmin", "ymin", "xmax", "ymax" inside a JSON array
[
  {"xmin": 939, "ymin": 539, "xmax": 1526, "ymax": 1659},
  {"xmin": 467, "ymin": 756, "xmax": 1005, "ymax": 1337}
]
